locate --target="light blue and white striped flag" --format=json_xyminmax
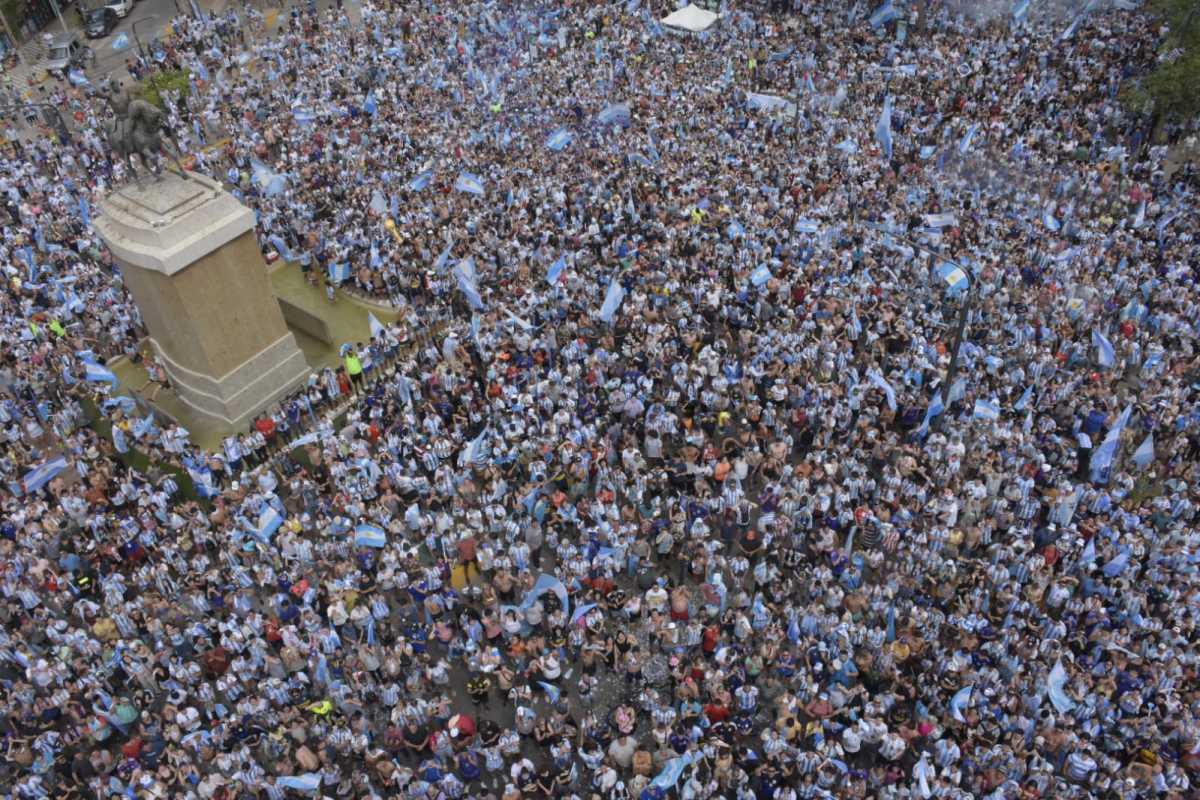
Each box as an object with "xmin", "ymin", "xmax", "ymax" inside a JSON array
[
  {"xmin": 267, "ymin": 234, "xmax": 294, "ymax": 261},
  {"xmin": 453, "ymin": 262, "xmax": 483, "ymax": 310},
  {"xmin": 959, "ymin": 123, "xmax": 979, "ymax": 154},
  {"xmin": 328, "ymin": 263, "xmax": 351, "ymax": 284},
  {"xmin": 368, "ymin": 312, "xmax": 386, "ymax": 338},
  {"xmin": 277, "ymin": 774, "xmax": 322, "ymax": 793},
  {"xmin": 547, "ymin": 256, "xmax": 568, "ymax": 284},
  {"xmin": 465, "ymin": 427, "xmax": 492, "ymax": 467},
  {"xmin": 254, "ymin": 506, "xmax": 285, "ymax": 544},
  {"xmin": 973, "ymin": 399, "xmax": 1000, "ymax": 421},
  {"xmin": 1091, "ymin": 328, "xmax": 1115, "ymax": 368},
  {"xmin": 408, "ymin": 169, "xmax": 433, "ymax": 192},
  {"xmin": 22, "ymin": 455, "xmax": 68, "ymax": 494},
  {"xmin": 454, "ymin": 172, "xmax": 485, "ymax": 196},
  {"xmin": 950, "ymin": 685, "xmax": 973, "ymax": 722},
  {"xmin": 596, "ymin": 102, "xmax": 632, "ymax": 127},
  {"xmin": 1131, "ymin": 198, "xmax": 1146, "ymax": 228},
  {"xmin": 599, "ymin": 278, "xmax": 626, "ymax": 323},
  {"xmin": 1014, "ymin": 385, "xmax": 1033, "ymax": 412},
  {"xmin": 1046, "ymin": 658, "xmax": 1076, "ymax": 713},
  {"xmin": 1090, "ymin": 404, "xmax": 1131, "ymax": 483},
  {"xmin": 545, "ymin": 128, "xmax": 574, "ymax": 151},
  {"xmin": 434, "ymin": 242, "xmax": 453, "ymax": 272},
  {"xmin": 916, "ymin": 392, "xmax": 945, "ymax": 436},
  {"xmin": 84, "ymin": 361, "xmax": 119, "ymax": 388},
  {"xmin": 1102, "ymin": 549, "xmax": 1130, "ymax": 577},
  {"xmin": 1042, "ymin": 205, "xmax": 1060, "ymax": 232},
  {"xmin": 353, "ymin": 524, "xmax": 387, "ymax": 548},
  {"xmin": 867, "ymin": 370, "xmax": 897, "ymax": 412},
  {"xmin": 875, "ymin": 95, "xmax": 893, "ymax": 160},
  {"xmin": 869, "ymin": 1, "xmax": 900, "ymax": 29},
  {"xmin": 369, "ymin": 189, "xmax": 386, "ymax": 215},
  {"xmin": 749, "ymin": 264, "xmax": 773, "ymax": 287},
  {"xmin": 1131, "ymin": 433, "xmax": 1154, "ymax": 469}
]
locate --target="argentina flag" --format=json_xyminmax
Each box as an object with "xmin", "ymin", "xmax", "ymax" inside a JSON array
[
  {"xmin": 454, "ymin": 172, "xmax": 485, "ymax": 196},
  {"xmin": 869, "ymin": 1, "xmax": 900, "ymax": 30},
  {"xmin": 1091, "ymin": 328, "xmax": 1115, "ymax": 368},
  {"xmin": 83, "ymin": 360, "xmax": 119, "ymax": 388},
  {"xmin": 407, "ymin": 169, "xmax": 433, "ymax": 192},
  {"xmin": 598, "ymin": 278, "xmax": 626, "ymax": 323},
  {"xmin": 254, "ymin": 506, "xmax": 285, "ymax": 544},
  {"xmin": 545, "ymin": 128, "xmax": 574, "ymax": 151},
  {"xmin": 949, "ymin": 685, "xmax": 973, "ymax": 722},
  {"xmin": 267, "ymin": 234, "xmax": 294, "ymax": 261},
  {"xmin": 867, "ymin": 369, "xmax": 897, "ymax": 412},
  {"xmin": 750, "ymin": 264, "xmax": 773, "ymax": 287},
  {"xmin": 353, "ymin": 524, "xmax": 387, "ymax": 548},
  {"xmin": 596, "ymin": 102, "xmax": 632, "ymax": 127},
  {"xmin": 958, "ymin": 123, "xmax": 979, "ymax": 154},
  {"xmin": 434, "ymin": 242, "xmax": 454, "ymax": 272},
  {"xmin": 1089, "ymin": 404, "xmax": 1131, "ymax": 482},
  {"xmin": 22, "ymin": 455, "xmax": 68, "ymax": 495},
  {"xmin": 452, "ymin": 263, "xmax": 484, "ymax": 310},
  {"xmin": 875, "ymin": 95, "xmax": 893, "ymax": 160},
  {"xmin": 328, "ymin": 263, "xmax": 351, "ymax": 284},
  {"xmin": 972, "ymin": 399, "xmax": 1000, "ymax": 421}
]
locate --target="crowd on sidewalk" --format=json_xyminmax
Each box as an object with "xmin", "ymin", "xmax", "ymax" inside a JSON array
[{"xmin": 1, "ymin": 0, "xmax": 1200, "ymax": 799}]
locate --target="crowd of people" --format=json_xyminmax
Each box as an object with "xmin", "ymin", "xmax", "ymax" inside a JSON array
[{"xmin": 1, "ymin": 0, "xmax": 1200, "ymax": 798}]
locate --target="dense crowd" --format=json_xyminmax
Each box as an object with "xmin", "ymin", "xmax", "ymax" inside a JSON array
[{"xmin": 1, "ymin": 0, "xmax": 1200, "ymax": 798}]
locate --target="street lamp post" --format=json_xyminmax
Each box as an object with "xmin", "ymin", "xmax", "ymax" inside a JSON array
[
  {"xmin": 860, "ymin": 227, "xmax": 976, "ymax": 405},
  {"xmin": 131, "ymin": 16, "xmax": 159, "ymax": 59},
  {"xmin": 0, "ymin": 10, "xmax": 23, "ymax": 68},
  {"xmin": 940, "ymin": 287, "xmax": 974, "ymax": 405}
]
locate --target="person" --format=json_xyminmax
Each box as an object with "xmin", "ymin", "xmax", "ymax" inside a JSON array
[
  {"xmin": 344, "ymin": 345, "xmax": 365, "ymax": 394},
  {"xmin": 138, "ymin": 352, "xmax": 170, "ymax": 402},
  {"xmin": 1, "ymin": 2, "xmax": 1198, "ymax": 799}
]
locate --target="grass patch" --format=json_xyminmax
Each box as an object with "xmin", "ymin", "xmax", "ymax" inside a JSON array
[{"xmin": 133, "ymin": 68, "xmax": 191, "ymax": 109}]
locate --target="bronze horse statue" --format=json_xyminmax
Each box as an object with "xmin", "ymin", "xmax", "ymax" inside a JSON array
[{"xmin": 102, "ymin": 87, "xmax": 189, "ymax": 185}]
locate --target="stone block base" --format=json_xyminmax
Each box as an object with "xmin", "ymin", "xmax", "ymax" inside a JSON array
[{"xmin": 151, "ymin": 332, "xmax": 310, "ymax": 431}]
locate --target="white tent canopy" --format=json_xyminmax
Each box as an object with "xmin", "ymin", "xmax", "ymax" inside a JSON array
[{"xmin": 661, "ymin": 4, "xmax": 722, "ymax": 33}]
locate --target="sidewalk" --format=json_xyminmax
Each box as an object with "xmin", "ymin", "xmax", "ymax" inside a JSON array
[{"xmin": 4, "ymin": 31, "xmax": 64, "ymax": 95}]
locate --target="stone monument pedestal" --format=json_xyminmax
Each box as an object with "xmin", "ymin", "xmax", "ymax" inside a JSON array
[{"xmin": 94, "ymin": 171, "xmax": 309, "ymax": 431}]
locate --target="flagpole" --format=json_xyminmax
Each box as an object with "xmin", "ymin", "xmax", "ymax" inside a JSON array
[
  {"xmin": 859, "ymin": 228, "xmax": 975, "ymax": 407},
  {"xmin": 941, "ymin": 289, "xmax": 974, "ymax": 406}
]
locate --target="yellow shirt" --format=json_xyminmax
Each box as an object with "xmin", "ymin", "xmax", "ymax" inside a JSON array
[{"xmin": 344, "ymin": 355, "xmax": 363, "ymax": 376}]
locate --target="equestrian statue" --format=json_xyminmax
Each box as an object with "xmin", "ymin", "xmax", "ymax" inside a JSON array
[{"xmin": 101, "ymin": 83, "xmax": 189, "ymax": 185}]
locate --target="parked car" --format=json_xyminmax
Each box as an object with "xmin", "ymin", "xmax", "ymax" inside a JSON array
[
  {"xmin": 105, "ymin": 0, "xmax": 133, "ymax": 17},
  {"xmin": 43, "ymin": 32, "xmax": 82, "ymax": 76},
  {"xmin": 83, "ymin": 6, "xmax": 118, "ymax": 39}
]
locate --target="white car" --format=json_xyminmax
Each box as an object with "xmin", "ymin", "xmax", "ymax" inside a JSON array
[{"xmin": 105, "ymin": 0, "xmax": 133, "ymax": 18}]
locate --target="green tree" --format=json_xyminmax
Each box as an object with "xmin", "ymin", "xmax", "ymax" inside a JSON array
[
  {"xmin": 0, "ymin": 0, "xmax": 24, "ymax": 46},
  {"xmin": 1127, "ymin": 0, "xmax": 1200, "ymax": 122},
  {"xmin": 132, "ymin": 69, "xmax": 192, "ymax": 110}
]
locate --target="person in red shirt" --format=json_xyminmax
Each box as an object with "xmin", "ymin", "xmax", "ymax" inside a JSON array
[
  {"xmin": 255, "ymin": 415, "xmax": 277, "ymax": 451},
  {"xmin": 704, "ymin": 702, "xmax": 731, "ymax": 724},
  {"xmin": 703, "ymin": 624, "xmax": 720, "ymax": 655}
]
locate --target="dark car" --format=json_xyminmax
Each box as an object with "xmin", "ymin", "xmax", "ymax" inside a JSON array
[{"xmin": 83, "ymin": 7, "xmax": 118, "ymax": 39}]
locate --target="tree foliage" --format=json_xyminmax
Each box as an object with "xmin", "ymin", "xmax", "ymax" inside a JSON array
[
  {"xmin": 132, "ymin": 69, "xmax": 192, "ymax": 110},
  {"xmin": 1131, "ymin": 0, "xmax": 1200, "ymax": 120}
]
